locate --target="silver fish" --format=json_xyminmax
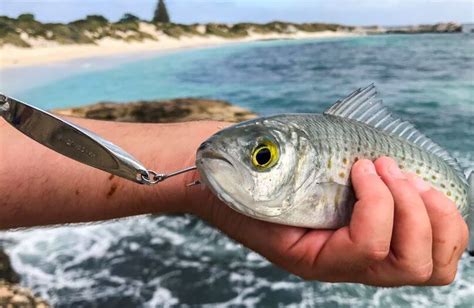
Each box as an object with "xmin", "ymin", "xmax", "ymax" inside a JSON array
[{"xmin": 196, "ymin": 85, "xmax": 473, "ymax": 250}]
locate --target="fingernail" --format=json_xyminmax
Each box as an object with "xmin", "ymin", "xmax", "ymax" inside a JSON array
[
  {"xmin": 388, "ymin": 163, "xmax": 406, "ymax": 179},
  {"xmin": 362, "ymin": 162, "xmax": 377, "ymax": 175},
  {"xmin": 409, "ymin": 175, "xmax": 431, "ymax": 192}
]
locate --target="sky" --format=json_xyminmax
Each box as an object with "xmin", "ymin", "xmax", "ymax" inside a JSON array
[{"xmin": 1, "ymin": 0, "xmax": 473, "ymax": 26}]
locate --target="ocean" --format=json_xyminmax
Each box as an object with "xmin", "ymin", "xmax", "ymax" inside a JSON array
[{"xmin": 1, "ymin": 33, "xmax": 473, "ymax": 307}]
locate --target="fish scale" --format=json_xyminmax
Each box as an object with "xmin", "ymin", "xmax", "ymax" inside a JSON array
[
  {"xmin": 196, "ymin": 84, "xmax": 473, "ymax": 252},
  {"xmin": 285, "ymin": 114, "xmax": 468, "ymax": 212}
]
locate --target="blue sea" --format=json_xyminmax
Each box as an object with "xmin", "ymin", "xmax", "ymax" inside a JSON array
[{"xmin": 1, "ymin": 33, "xmax": 473, "ymax": 307}]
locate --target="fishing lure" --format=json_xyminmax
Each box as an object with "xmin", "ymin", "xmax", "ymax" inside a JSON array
[{"xmin": 0, "ymin": 93, "xmax": 197, "ymax": 185}]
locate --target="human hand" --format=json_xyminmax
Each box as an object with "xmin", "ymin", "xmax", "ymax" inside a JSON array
[{"xmin": 190, "ymin": 156, "xmax": 468, "ymax": 286}]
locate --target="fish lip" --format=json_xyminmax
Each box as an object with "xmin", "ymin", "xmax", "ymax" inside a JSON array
[
  {"xmin": 198, "ymin": 151, "xmax": 234, "ymax": 167},
  {"xmin": 198, "ymin": 164, "xmax": 261, "ymax": 218}
]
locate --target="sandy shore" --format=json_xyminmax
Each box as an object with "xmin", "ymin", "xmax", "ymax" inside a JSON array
[{"xmin": 0, "ymin": 30, "xmax": 358, "ymax": 70}]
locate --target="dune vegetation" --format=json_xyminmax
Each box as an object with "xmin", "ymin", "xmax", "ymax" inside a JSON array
[
  {"xmin": 0, "ymin": 12, "xmax": 463, "ymax": 49},
  {"xmin": 0, "ymin": 14, "xmax": 156, "ymax": 47},
  {"xmin": 0, "ymin": 13, "xmax": 355, "ymax": 47}
]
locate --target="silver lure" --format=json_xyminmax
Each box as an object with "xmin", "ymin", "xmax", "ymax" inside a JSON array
[{"xmin": 0, "ymin": 93, "xmax": 196, "ymax": 185}]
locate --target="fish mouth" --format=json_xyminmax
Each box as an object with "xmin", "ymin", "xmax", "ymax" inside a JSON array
[
  {"xmin": 197, "ymin": 157, "xmax": 259, "ymax": 218},
  {"xmin": 198, "ymin": 151, "xmax": 234, "ymax": 167},
  {"xmin": 196, "ymin": 151, "xmax": 253, "ymax": 213},
  {"xmin": 197, "ymin": 150, "xmax": 285, "ymax": 219}
]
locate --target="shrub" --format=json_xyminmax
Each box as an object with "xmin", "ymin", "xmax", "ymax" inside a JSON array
[
  {"xmin": 206, "ymin": 23, "xmax": 247, "ymax": 38},
  {"xmin": 17, "ymin": 13, "xmax": 35, "ymax": 22},
  {"xmin": 119, "ymin": 13, "xmax": 140, "ymax": 24},
  {"xmin": 0, "ymin": 33, "xmax": 30, "ymax": 47}
]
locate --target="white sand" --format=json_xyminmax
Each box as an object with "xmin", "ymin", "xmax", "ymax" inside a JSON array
[{"xmin": 0, "ymin": 26, "xmax": 360, "ymax": 70}]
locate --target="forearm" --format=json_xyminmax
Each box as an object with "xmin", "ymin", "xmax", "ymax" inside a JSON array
[{"xmin": 0, "ymin": 117, "xmax": 226, "ymax": 228}]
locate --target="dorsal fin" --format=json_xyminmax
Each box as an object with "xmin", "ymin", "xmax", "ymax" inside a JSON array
[{"xmin": 324, "ymin": 84, "xmax": 464, "ymax": 176}]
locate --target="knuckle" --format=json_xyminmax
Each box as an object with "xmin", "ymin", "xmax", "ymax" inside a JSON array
[
  {"xmin": 435, "ymin": 268, "xmax": 457, "ymax": 285},
  {"xmin": 361, "ymin": 243, "xmax": 390, "ymax": 261},
  {"xmin": 401, "ymin": 261, "xmax": 433, "ymax": 284}
]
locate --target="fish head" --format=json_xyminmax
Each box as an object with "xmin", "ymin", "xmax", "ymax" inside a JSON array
[{"xmin": 196, "ymin": 117, "xmax": 316, "ymax": 218}]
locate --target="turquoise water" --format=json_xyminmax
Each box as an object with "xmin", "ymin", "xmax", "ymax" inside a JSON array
[{"xmin": 1, "ymin": 34, "xmax": 473, "ymax": 307}]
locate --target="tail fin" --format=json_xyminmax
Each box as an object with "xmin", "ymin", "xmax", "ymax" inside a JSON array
[{"xmin": 468, "ymin": 170, "xmax": 474, "ymax": 256}]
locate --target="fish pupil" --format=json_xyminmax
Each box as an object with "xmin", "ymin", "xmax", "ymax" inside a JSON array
[{"xmin": 256, "ymin": 148, "xmax": 271, "ymax": 165}]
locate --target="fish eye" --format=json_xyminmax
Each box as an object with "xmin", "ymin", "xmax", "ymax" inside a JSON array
[{"xmin": 251, "ymin": 141, "xmax": 279, "ymax": 170}]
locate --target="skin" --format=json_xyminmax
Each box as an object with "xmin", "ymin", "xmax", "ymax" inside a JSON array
[{"xmin": 0, "ymin": 117, "xmax": 468, "ymax": 286}]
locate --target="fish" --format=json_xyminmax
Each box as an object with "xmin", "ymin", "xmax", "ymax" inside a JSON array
[{"xmin": 196, "ymin": 85, "xmax": 473, "ymax": 251}]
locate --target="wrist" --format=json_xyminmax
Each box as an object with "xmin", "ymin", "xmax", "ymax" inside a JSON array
[{"xmin": 143, "ymin": 121, "xmax": 231, "ymax": 216}]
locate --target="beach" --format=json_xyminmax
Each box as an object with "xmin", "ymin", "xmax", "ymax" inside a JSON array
[{"xmin": 0, "ymin": 26, "xmax": 358, "ymax": 70}]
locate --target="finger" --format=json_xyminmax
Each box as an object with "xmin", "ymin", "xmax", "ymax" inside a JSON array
[
  {"xmin": 374, "ymin": 157, "xmax": 433, "ymax": 284},
  {"xmin": 313, "ymin": 159, "xmax": 394, "ymax": 280},
  {"xmin": 408, "ymin": 174, "xmax": 468, "ymax": 285},
  {"xmin": 349, "ymin": 159, "xmax": 394, "ymax": 259}
]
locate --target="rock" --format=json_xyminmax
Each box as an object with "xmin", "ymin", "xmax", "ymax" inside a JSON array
[
  {"xmin": 433, "ymin": 22, "xmax": 463, "ymax": 32},
  {"xmin": 0, "ymin": 250, "xmax": 19, "ymax": 284},
  {"xmin": 357, "ymin": 25, "xmax": 387, "ymax": 34},
  {"xmin": 52, "ymin": 98, "xmax": 257, "ymax": 123},
  {"xmin": 0, "ymin": 281, "xmax": 50, "ymax": 307},
  {"xmin": 10, "ymin": 294, "xmax": 31, "ymax": 305},
  {"xmin": 386, "ymin": 22, "xmax": 462, "ymax": 34},
  {"xmin": 0, "ymin": 249, "xmax": 50, "ymax": 307},
  {"xmin": 0, "ymin": 285, "xmax": 14, "ymax": 298}
]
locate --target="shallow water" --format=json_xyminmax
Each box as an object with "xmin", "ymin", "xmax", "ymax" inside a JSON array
[{"xmin": 1, "ymin": 34, "xmax": 473, "ymax": 307}]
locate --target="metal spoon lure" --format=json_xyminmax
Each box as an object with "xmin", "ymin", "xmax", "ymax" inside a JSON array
[{"xmin": 0, "ymin": 93, "xmax": 197, "ymax": 185}]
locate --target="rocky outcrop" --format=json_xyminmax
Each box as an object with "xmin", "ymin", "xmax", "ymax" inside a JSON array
[
  {"xmin": 0, "ymin": 282, "xmax": 49, "ymax": 308},
  {"xmin": 0, "ymin": 250, "xmax": 19, "ymax": 285},
  {"xmin": 358, "ymin": 22, "xmax": 463, "ymax": 35},
  {"xmin": 53, "ymin": 98, "xmax": 257, "ymax": 123},
  {"xmin": 386, "ymin": 22, "xmax": 462, "ymax": 34},
  {"xmin": 0, "ymin": 249, "xmax": 49, "ymax": 307}
]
